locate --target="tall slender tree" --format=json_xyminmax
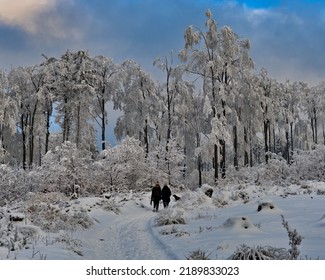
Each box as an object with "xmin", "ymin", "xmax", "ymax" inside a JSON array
[
  {"xmin": 88, "ymin": 55, "xmax": 120, "ymax": 151},
  {"xmin": 180, "ymin": 9, "xmax": 253, "ymax": 180},
  {"xmin": 53, "ymin": 50, "xmax": 97, "ymax": 152}
]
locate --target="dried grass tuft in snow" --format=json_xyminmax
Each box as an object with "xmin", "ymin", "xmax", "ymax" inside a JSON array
[
  {"xmin": 154, "ymin": 209, "xmax": 186, "ymax": 226},
  {"xmin": 186, "ymin": 249, "xmax": 211, "ymax": 260},
  {"xmin": 229, "ymin": 244, "xmax": 289, "ymax": 260}
]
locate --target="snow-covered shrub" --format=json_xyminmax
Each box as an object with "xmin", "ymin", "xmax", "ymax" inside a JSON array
[
  {"xmin": 212, "ymin": 197, "xmax": 228, "ymax": 208},
  {"xmin": 229, "ymin": 244, "xmax": 288, "ymax": 260},
  {"xmin": 292, "ymin": 145, "xmax": 325, "ymax": 181},
  {"xmin": 26, "ymin": 191, "xmax": 68, "ymax": 206},
  {"xmin": 0, "ymin": 165, "xmax": 29, "ymax": 205},
  {"xmin": 0, "ymin": 212, "xmax": 43, "ymax": 256},
  {"xmin": 225, "ymin": 165, "xmax": 259, "ymax": 184},
  {"xmin": 224, "ymin": 145, "xmax": 325, "ymax": 186},
  {"xmin": 154, "ymin": 208, "xmax": 186, "ymax": 226},
  {"xmin": 255, "ymin": 154, "xmax": 291, "ymax": 185},
  {"xmin": 149, "ymin": 138, "xmax": 186, "ymax": 186},
  {"xmin": 175, "ymin": 190, "xmax": 211, "ymax": 210},
  {"xmin": 37, "ymin": 141, "xmax": 94, "ymax": 195},
  {"xmin": 101, "ymin": 198, "xmax": 120, "ymax": 214},
  {"xmin": 229, "ymin": 190, "xmax": 250, "ymax": 203},
  {"xmin": 99, "ymin": 137, "xmax": 150, "ymax": 191},
  {"xmin": 25, "ymin": 193, "xmax": 93, "ymax": 232}
]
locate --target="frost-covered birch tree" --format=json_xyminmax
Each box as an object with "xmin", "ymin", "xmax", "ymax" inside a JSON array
[
  {"xmin": 114, "ymin": 60, "xmax": 158, "ymax": 155},
  {"xmin": 254, "ymin": 69, "xmax": 275, "ymax": 164},
  {"xmin": 180, "ymin": 9, "xmax": 254, "ymax": 180},
  {"xmin": 305, "ymin": 82, "xmax": 324, "ymax": 145},
  {"xmin": 276, "ymin": 80, "xmax": 302, "ymax": 164},
  {"xmin": 0, "ymin": 69, "xmax": 19, "ymax": 164},
  {"xmin": 88, "ymin": 55, "xmax": 120, "ymax": 151},
  {"xmin": 8, "ymin": 66, "xmax": 43, "ymax": 169},
  {"xmin": 53, "ymin": 50, "xmax": 97, "ymax": 153},
  {"xmin": 154, "ymin": 54, "xmax": 194, "ymax": 184}
]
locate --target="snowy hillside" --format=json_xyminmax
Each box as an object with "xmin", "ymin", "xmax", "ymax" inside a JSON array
[{"xmin": 1, "ymin": 181, "xmax": 325, "ymax": 260}]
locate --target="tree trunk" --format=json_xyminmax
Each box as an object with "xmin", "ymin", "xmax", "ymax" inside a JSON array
[
  {"xmin": 220, "ymin": 100, "xmax": 226, "ymax": 179},
  {"xmin": 164, "ymin": 66, "xmax": 172, "ymax": 184},
  {"xmin": 45, "ymin": 109, "xmax": 51, "ymax": 154},
  {"xmin": 273, "ymin": 126, "xmax": 276, "ymax": 153},
  {"xmin": 210, "ymin": 68, "xmax": 220, "ymax": 182},
  {"xmin": 311, "ymin": 117, "xmax": 315, "ymax": 143},
  {"xmin": 290, "ymin": 122, "xmax": 294, "ymax": 163},
  {"xmin": 76, "ymin": 102, "xmax": 81, "ymax": 149},
  {"xmin": 244, "ymin": 126, "xmax": 249, "ymax": 166},
  {"xmin": 196, "ymin": 132, "xmax": 202, "ymax": 187},
  {"xmin": 38, "ymin": 136, "xmax": 42, "ymax": 166},
  {"xmin": 101, "ymin": 98, "xmax": 106, "ymax": 151},
  {"xmin": 268, "ymin": 122, "xmax": 272, "ymax": 155},
  {"xmin": 286, "ymin": 129, "xmax": 290, "ymax": 165},
  {"xmin": 21, "ymin": 115, "xmax": 27, "ymax": 170},
  {"xmin": 144, "ymin": 119, "xmax": 149, "ymax": 156},
  {"xmin": 219, "ymin": 140, "xmax": 226, "ymax": 179},
  {"xmin": 198, "ymin": 154, "xmax": 202, "ymax": 187},
  {"xmin": 28, "ymin": 101, "xmax": 38, "ymax": 168},
  {"xmin": 314, "ymin": 107, "xmax": 318, "ymax": 144},
  {"xmin": 233, "ymin": 125, "xmax": 238, "ymax": 170},
  {"xmin": 249, "ymin": 121, "xmax": 253, "ymax": 167},
  {"xmin": 63, "ymin": 96, "xmax": 70, "ymax": 142},
  {"xmin": 264, "ymin": 120, "xmax": 269, "ymax": 164},
  {"xmin": 214, "ymin": 143, "xmax": 219, "ymax": 181}
]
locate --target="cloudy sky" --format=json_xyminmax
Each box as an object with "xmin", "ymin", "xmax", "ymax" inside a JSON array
[{"xmin": 0, "ymin": 0, "xmax": 324, "ymax": 85}]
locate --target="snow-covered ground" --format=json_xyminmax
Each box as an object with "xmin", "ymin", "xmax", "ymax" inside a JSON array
[{"xmin": 1, "ymin": 181, "xmax": 325, "ymax": 260}]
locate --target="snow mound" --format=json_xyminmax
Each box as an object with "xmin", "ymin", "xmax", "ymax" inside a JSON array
[
  {"xmin": 257, "ymin": 202, "xmax": 282, "ymax": 213},
  {"xmin": 222, "ymin": 216, "xmax": 258, "ymax": 231},
  {"xmin": 173, "ymin": 191, "xmax": 211, "ymax": 210}
]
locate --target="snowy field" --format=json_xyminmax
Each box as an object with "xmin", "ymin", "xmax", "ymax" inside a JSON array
[{"xmin": 1, "ymin": 181, "xmax": 325, "ymax": 260}]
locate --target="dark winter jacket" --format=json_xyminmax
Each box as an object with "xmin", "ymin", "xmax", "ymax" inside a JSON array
[
  {"xmin": 151, "ymin": 184, "xmax": 161, "ymax": 201},
  {"xmin": 161, "ymin": 185, "xmax": 171, "ymax": 201}
]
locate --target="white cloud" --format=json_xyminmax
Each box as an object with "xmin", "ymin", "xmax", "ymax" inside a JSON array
[
  {"xmin": 0, "ymin": 0, "xmax": 81, "ymax": 39},
  {"xmin": 244, "ymin": 7, "xmax": 271, "ymax": 26},
  {"xmin": 0, "ymin": 0, "xmax": 59, "ymax": 32}
]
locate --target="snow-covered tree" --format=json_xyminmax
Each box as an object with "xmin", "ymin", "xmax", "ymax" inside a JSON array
[
  {"xmin": 0, "ymin": 69, "xmax": 19, "ymax": 164},
  {"xmin": 8, "ymin": 66, "xmax": 42, "ymax": 169},
  {"xmin": 52, "ymin": 50, "xmax": 97, "ymax": 153},
  {"xmin": 39, "ymin": 141, "xmax": 93, "ymax": 195},
  {"xmin": 88, "ymin": 55, "xmax": 120, "ymax": 151},
  {"xmin": 180, "ymin": 9, "xmax": 254, "ymax": 180},
  {"xmin": 101, "ymin": 136, "xmax": 149, "ymax": 190},
  {"xmin": 254, "ymin": 69, "xmax": 277, "ymax": 164},
  {"xmin": 114, "ymin": 60, "xmax": 158, "ymax": 155},
  {"xmin": 304, "ymin": 82, "xmax": 324, "ymax": 145},
  {"xmin": 154, "ymin": 53, "xmax": 194, "ymax": 184}
]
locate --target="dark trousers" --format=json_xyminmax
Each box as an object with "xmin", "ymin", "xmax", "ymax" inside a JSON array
[
  {"xmin": 153, "ymin": 199, "xmax": 160, "ymax": 211},
  {"xmin": 163, "ymin": 198, "xmax": 170, "ymax": 208}
]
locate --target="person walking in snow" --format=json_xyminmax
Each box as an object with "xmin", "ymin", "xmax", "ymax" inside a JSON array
[
  {"xmin": 150, "ymin": 183, "xmax": 162, "ymax": 212},
  {"xmin": 161, "ymin": 184, "xmax": 172, "ymax": 208}
]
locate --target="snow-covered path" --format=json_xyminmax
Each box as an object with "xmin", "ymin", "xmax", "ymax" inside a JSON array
[
  {"xmin": 76, "ymin": 199, "xmax": 176, "ymax": 260},
  {"xmin": 3, "ymin": 182, "xmax": 325, "ymax": 260}
]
